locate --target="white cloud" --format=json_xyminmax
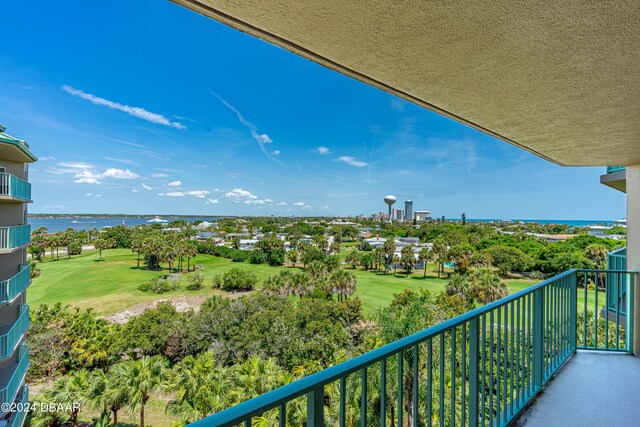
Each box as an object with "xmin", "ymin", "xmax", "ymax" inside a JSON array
[
  {"xmin": 150, "ymin": 173, "xmax": 168, "ymax": 178},
  {"xmin": 227, "ymin": 172, "xmax": 242, "ymax": 179},
  {"xmin": 317, "ymin": 146, "xmax": 330, "ymax": 155},
  {"xmin": 272, "ymin": 150, "xmax": 281, "ymax": 155},
  {"xmin": 39, "ymin": 156, "xmax": 56, "ymax": 161},
  {"xmin": 73, "ymin": 170, "xmax": 102, "ymax": 184},
  {"xmin": 246, "ymin": 198, "xmax": 274, "ymax": 205},
  {"xmin": 225, "ymin": 188, "xmax": 258, "ymax": 201},
  {"xmin": 259, "ymin": 134, "xmax": 273, "ymax": 144},
  {"xmin": 159, "ymin": 190, "xmax": 209, "ymax": 198},
  {"xmin": 62, "ymin": 85, "xmax": 186, "ymax": 129},
  {"xmin": 141, "ymin": 183, "xmax": 152, "ymax": 190},
  {"xmin": 54, "ymin": 162, "xmax": 139, "ymax": 184},
  {"xmin": 75, "ymin": 177, "xmax": 100, "ymax": 184},
  {"xmin": 293, "ymin": 201, "xmax": 306, "ymax": 207},
  {"xmin": 336, "ymin": 156, "xmax": 367, "ymax": 167},
  {"xmin": 168, "ymin": 180, "xmax": 182, "ymax": 187},
  {"xmin": 276, "ymin": 201, "xmax": 288, "ymax": 206},
  {"xmin": 59, "ymin": 161, "xmax": 94, "ymax": 169},
  {"xmin": 102, "ymin": 168, "xmax": 140, "ymax": 179},
  {"xmin": 185, "ymin": 190, "xmax": 210, "ymax": 198},
  {"xmin": 104, "ymin": 156, "xmax": 140, "ymax": 166},
  {"xmin": 95, "ymin": 194, "xmax": 103, "ymax": 198},
  {"xmin": 206, "ymin": 198, "xmax": 219, "ymax": 204},
  {"xmin": 209, "ymin": 91, "xmax": 283, "ymax": 165},
  {"xmin": 132, "ymin": 189, "xmax": 140, "ymax": 193},
  {"xmin": 85, "ymin": 193, "xmax": 93, "ymax": 197},
  {"xmin": 213, "ymin": 188, "xmax": 224, "ymax": 193}
]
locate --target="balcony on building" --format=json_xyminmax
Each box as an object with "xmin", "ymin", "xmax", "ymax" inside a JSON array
[
  {"xmin": 0, "ymin": 174, "xmax": 31, "ymax": 204},
  {"xmin": 0, "ymin": 345, "xmax": 27, "ymax": 411},
  {"xmin": 600, "ymin": 166, "xmax": 627, "ymax": 193},
  {"xmin": 0, "ymin": 226, "xmax": 31, "ymax": 255}
]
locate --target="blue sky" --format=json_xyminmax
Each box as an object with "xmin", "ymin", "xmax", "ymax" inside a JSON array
[{"xmin": 0, "ymin": 0, "xmax": 625, "ymax": 219}]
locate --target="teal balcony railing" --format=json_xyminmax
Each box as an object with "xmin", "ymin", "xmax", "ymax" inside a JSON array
[
  {"xmin": 0, "ymin": 225, "xmax": 30, "ymax": 250},
  {"xmin": 192, "ymin": 269, "xmax": 636, "ymax": 427},
  {"xmin": 0, "ymin": 345, "xmax": 28, "ymax": 408},
  {"xmin": 0, "ymin": 174, "xmax": 31, "ymax": 201},
  {"xmin": 606, "ymin": 166, "xmax": 626, "ymax": 174},
  {"xmin": 606, "ymin": 248, "xmax": 627, "ymax": 317},
  {"xmin": 9, "ymin": 386, "xmax": 28, "ymax": 427},
  {"xmin": 0, "ymin": 306, "xmax": 29, "ymax": 359},
  {"xmin": 0, "ymin": 265, "xmax": 30, "ymax": 304}
]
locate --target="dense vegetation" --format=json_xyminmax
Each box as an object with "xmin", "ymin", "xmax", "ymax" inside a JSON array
[{"xmin": 25, "ymin": 217, "xmax": 624, "ymax": 426}]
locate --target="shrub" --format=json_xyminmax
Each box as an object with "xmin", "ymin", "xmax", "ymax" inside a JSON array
[
  {"xmin": 186, "ymin": 271, "xmax": 205, "ymax": 290},
  {"xmin": 67, "ymin": 242, "xmax": 83, "ymax": 256},
  {"xmin": 167, "ymin": 273, "xmax": 182, "ymax": 289},
  {"xmin": 139, "ymin": 277, "xmax": 173, "ymax": 294},
  {"xmin": 249, "ymin": 251, "xmax": 267, "ymax": 264},
  {"xmin": 231, "ymin": 252, "xmax": 247, "ymax": 262},
  {"xmin": 213, "ymin": 267, "xmax": 259, "ymax": 291}
]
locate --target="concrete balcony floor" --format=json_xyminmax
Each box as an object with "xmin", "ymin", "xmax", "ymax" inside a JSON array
[{"xmin": 514, "ymin": 351, "xmax": 640, "ymax": 426}]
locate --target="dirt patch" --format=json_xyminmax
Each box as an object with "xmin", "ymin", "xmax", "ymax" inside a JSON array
[
  {"xmin": 102, "ymin": 291, "xmax": 252, "ymax": 324},
  {"xmin": 102, "ymin": 296, "xmax": 208, "ymax": 324}
]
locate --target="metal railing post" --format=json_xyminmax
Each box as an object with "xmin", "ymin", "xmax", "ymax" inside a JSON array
[
  {"xmin": 569, "ymin": 272, "xmax": 577, "ymax": 352},
  {"xmin": 468, "ymin": 317, "xmax": 480, "ymax": 427},
  {"xmin": 627, "ymin": 273, "xmax": 635, "ymax": 354},
  {"xmin": 533, "ymin": 289, "xmax": 545, "ymax": 390},
  {"xmin": 307, "ymin": 386, "xmax": 324, "ymax": 426}
]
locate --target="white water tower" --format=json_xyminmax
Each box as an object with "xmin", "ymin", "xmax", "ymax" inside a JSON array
[{"xmin": 384, "ymin": 195, "xmax": 396, "ymax": 222}]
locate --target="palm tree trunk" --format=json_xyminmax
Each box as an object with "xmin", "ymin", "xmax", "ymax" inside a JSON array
[
  {"xmin": 140, "ymin": 405, "xmax": 145, "ymax": 427},
  {"xmin": 99, "ymin": 248, "xmax": 103, "ymax": 261},
  {"xmin": 137, "ymin": 251, "xmax": 141, "ymax": 268},
  {"xmin": 112, "ymin": 407, "xmax": 118, "ymax": 425},
  {"xmin": 187, "ymin": 257, "xmax": 191, "ymax": 271},
  {"xmin": 424, "ymin": 263, "xmax": 427, "ymax": 278}
]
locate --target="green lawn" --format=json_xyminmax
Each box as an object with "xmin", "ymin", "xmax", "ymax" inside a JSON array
[{"xmin": 30, "ymin": 249, "xmax": 543, "ymax": 316}]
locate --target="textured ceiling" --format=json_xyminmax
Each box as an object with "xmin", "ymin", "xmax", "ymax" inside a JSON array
[{"xmin": 172, "ymin": 0, "xmax": 640, "ymax": 166}]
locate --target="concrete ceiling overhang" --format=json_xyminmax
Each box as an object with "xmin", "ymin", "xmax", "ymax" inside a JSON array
[{"xmin": 172, "ymin": 0, "xmax": 640, "ymax": 166}]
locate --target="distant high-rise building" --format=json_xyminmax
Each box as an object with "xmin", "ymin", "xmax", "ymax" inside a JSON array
[
  {"xmin": 405, "ymin": 200, "xmax": 414, "ymax": 221},
  {"xmin": 391, "ymin": 208, "xmax": 404, "ymax": 221},
  {"xmin": 415, "ymin": 210, "xmax": 431, "ymax": 222}
]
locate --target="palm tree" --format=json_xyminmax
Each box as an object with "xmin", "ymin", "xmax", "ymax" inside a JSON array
[
  {"xmin": 306, "ymin": 260, "xmax": 327, "ymax": 279},
  {"xmin": 110, "ymin": 356, "xmax": 167, "ymax": 427},
  {"xmin": 432, "ymin": 238, "xmax": 448, "ymax": 278},
  {"xmin": 382, "ymin": 239, "xmax": 396, "ymax": 274},
  {"xmin": 287, "ymin": 249, "xmax": 299, "ymax": 267},
  {"xmin": 293, "ymin": 271, "xmax": 314, "ymax": 298},
  {"xmin": 130, "ymin": 234, "xmax": 144, "ymax": 269},
  {"xmin": 345, "ymin": 250, "xmax": 361, "ymax": 269},
  {"xmin": 87, "ymin": 369, "xmax": 129, "ymax": 425},
  {"xmin": 94, "ymin": 237, "xmax": 116, "ymax": 261},
  {"xmin": 470, "ymin": 268, "xmax": 509, "ymax": 304},
  {"xmin": 392, "ymin": 254, "xmax": 401, "ymax": 275},
  {"xmin": 48, "ymin": 370, "xmax": 90, "ymax": 427},
  {"xmin": 419, "ymin": 247, "xmax": 433, "ymax": 278},
  {"xmin": 585, "ymin": 243, "xmax": 609, "ymax": 270},
  {"xmin": 330, "ymin": 269, "xmax": 357, "ymax": 301},
  {"xmin": 400, "ymin": 244, "xmax": 416, "ymax": 274},
  {"xmin": 166, "ymin": 351, "xmax": 228, "ymax": 422},
  {"xmin": 185, "ymin": 241, "xmax": 198, "ymax": 271}
]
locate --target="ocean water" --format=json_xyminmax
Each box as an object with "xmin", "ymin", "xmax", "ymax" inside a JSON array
[
  {"xmin": 29, "ymin": 217, "xmax": 219, "ymax": 233},
  {"xmin": 28, "ymin": 216, "xmax": 616, "ymax": 234},
  {"xmin": 462, "ymin": 219, "xmax": 617, "ymax": 227}
]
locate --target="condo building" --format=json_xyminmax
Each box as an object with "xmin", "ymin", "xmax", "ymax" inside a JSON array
[{"xmin": 0, "ymin": 125, "xmax": 35, "ymax": 427}]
